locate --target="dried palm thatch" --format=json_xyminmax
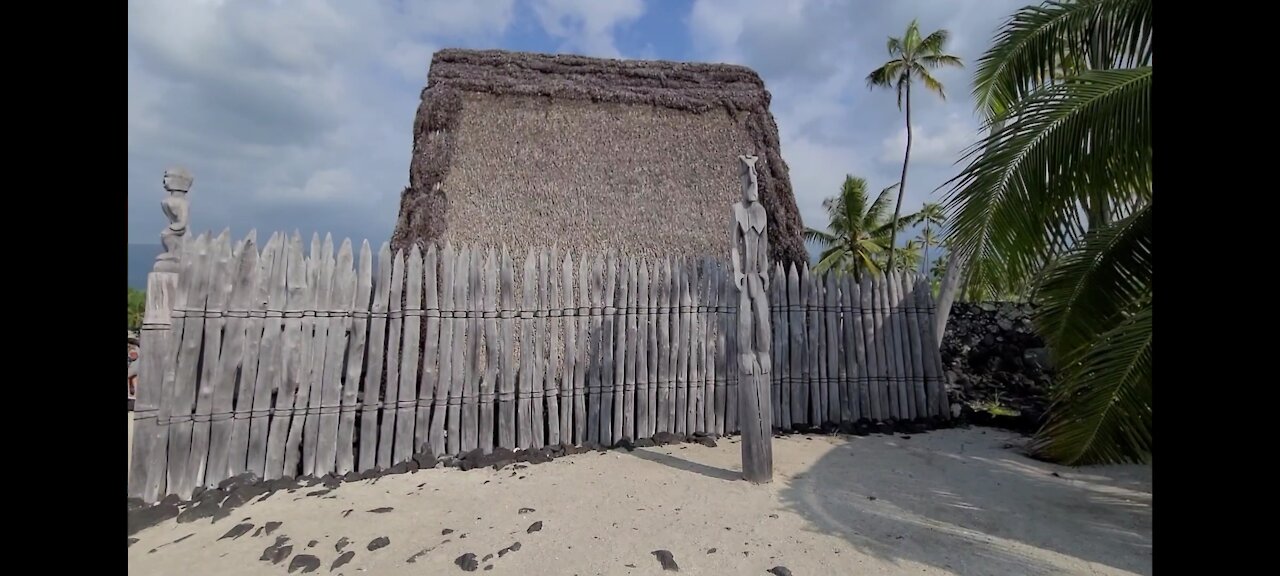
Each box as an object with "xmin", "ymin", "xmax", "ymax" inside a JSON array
[{"xmin": 391, "ymin": 49, "xmax": 806, "ymax": 267}]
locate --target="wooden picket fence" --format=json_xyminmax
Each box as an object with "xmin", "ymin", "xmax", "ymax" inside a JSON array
[{"xmin": 127, "ymin": 229, "xmax": 947, "ymax": 503}]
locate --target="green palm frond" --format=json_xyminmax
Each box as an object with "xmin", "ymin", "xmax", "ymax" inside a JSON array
[
  {"xmin": 1029, "ymin": 299, "xmax": 1151, "ymax": 465},
  {"xmin": 943, "ymin": 66, "xmax": 1151, "ymax": 298},
  {"xmin": 803, "ymin": 228, "xmax": 838, "ymax": 248},
  {"xmin": 1033, "ymin": 202, "xmax": 1151, "ymax": 360},
  {"xmin": 973, "ymin": 0, "xmax": 1153, "ymax": 118}
]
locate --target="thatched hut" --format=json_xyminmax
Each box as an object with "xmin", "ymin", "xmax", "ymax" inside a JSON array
[{"xmin": 391, "ymin": 49, "xmax": 806, "ymax": 267}]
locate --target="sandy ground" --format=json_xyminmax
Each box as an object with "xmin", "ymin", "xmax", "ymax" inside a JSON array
[{"xmin": 127, "ymin": 415, "xmax": 1151, "ymax": 576}]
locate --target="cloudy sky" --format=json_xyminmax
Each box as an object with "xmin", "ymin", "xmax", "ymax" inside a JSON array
[{"xmin": 127, "ymin": 0, "xmax": 1028, "ymax": 249}]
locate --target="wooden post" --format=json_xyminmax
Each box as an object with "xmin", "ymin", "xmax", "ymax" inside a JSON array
[
  {"xmin": 128, "ymin": 270, "xmax": 178, "ymax": 501},
  {"xmin": 481, "ymin": 248, "xmax": 501, "ymax": 453},
  {"xmin": 431, "ymin": 243, "xmax": 457, "ymax": 456},
  {"xmin": 731, "ymin": 155, "xmax": 772, "ymax": 483},
  {"xmin": 415, "ymin": 244, "xmax": 441, "ymax": 455},
  {"xmin": 358, "ymin": 243, "xmax": 392, "ymax": 471},
  {"xmin": 337, "ymin": 240, "xmax": 373, "ymax": 474},
  {"xmin": 268, "ymin": 234, "xmax": 302, "ymax": 479}
]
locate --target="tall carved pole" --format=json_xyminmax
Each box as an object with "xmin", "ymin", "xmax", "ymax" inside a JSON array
[
  {"xmin": 128, "ymin": 168, "xmax": 191, "ymax": 501},
  {"xmin": 731, "ymin": 155, "xmax": 774, "ymax": 483}
]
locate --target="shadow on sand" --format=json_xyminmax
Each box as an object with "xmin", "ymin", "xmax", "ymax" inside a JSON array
[{"xmin": 775, "ymin": 429, "xmax": 1152, "ymax": 575}]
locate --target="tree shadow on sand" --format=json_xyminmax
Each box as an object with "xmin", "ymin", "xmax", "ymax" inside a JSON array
[{"xmin": 777, "ymin": 429, "xmax": 1152, "ymax": 575}]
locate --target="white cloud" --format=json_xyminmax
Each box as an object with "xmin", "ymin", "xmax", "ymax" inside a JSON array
[
  {"xmin": 878, "ymin": 115, "xmax": 978, "ymax": 167},
  {"xmin": 530, "ymin": 0, "xmax": 646, "ymax": 58},
  {"xmin": 127, "ymin": 0, "xmax": 518, "ymax": 243},
  {"xmin": 686, "ymin": 0, "xmax": 1028, "ymax": 234}
]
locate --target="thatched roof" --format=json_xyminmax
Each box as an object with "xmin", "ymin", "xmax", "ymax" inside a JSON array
[{"xmin": 391, "ymin": 48, "xmax": 806, "ymax": 267}]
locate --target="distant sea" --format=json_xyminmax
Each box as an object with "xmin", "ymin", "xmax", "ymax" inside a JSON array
[{"xmin": 128, "ymin": 244, "xmax": 162, "ymax": 289}]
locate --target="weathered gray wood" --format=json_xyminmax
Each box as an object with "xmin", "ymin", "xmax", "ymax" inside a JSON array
[
  {"xmin": 731, "ymin": 154, "xmax": 774, "ymax": 482},
  {"xmin": 798, "ymin": 267, "xmax": 819, "ymax": 424},
  {"xmin": 634, "ymin": 260, "xmax": 650, "ymax": 439},
  {"xmin": 768, "ymin": 265, "xmax": 781, "ymax": 428},
  {"xmin": 315, "ymin": 240, "xmax": 355, "ymax": 475},
  {"xmin": 392, "ymin": 244, "xmax": 422, "ymax": 463},
  {"xmin": 301, "ymin": 235, "xmax": 337, "ymax": 475},
  {"xmin": 888, "ymin": 271, "xmax": 914, "ymax": 420},
  {"xmin": 767, "ymin": 264, "xmax": 783, "ymax": 430},
  {"xmin": 188, "ymin": 231, "xmax": 233, "ymax": 490},
  {"xmin": 286, "ymin": 232, "xmax": 322, "ymax": 477},
  {"xmin": 874, "ymin": 275, "xmax": 899, "ymax": 419},
  {"xmin": 358, "ymin": 243, "xmax": 392, "ymax": 471},
  {"xmin": 586, "ymin": 255, "xmax": 604, "ymax": 444},
  {"xmin": 859, "ymin": 276, "xmax": 883, "ymax": 421},
  {"xmin": 227, "ymin": 233, "xmax": 275, "ymax": 479},
  {"xmin": 559, "ymin": 252, "xmax": 576, "ymax": 445},
  {"xmin": 850, "ymin": 277, "xmax": 870, "ymax": 421},
  {"xmin": 900, "ymin": 274, "xmax": 926, "ymax": 420},
  {"xmin": 824, "ymin": 272, "xmax": 842, "ymax": 425},
  {"xmin": 794, "ymin": 266, "xmax": 811, "ymax": 426},
  {"xmin": 841, "ymin": 275, "xmax": 861, "ymax": 423},
  {"xmin": 785, "ymin": 265, "xmax": 803, "ymax": 428},
  {"xmin": 498, "ymin": 246, "xmax": 518, "ymax": 449},
  {"xmin": 532, "ymin": 248, "xmax": 550, "ymax": 449},
  {"xmin": 462, "ymin": 246, "xmax": 483, "ymax": 452},
  {"xmin": 688, "ymin": 262, "xmax": 705, "ymax": 435},
  {"xmin": 376, "ymin": 248, "xmax": 404, "ymax": 467},
  {"xmin": 518, "ymin": 249, "xmax": 537, "ymax": 449},
  {"xmin": 655, "ymin": 259, "xmax": 671, "ymax": 434},
  {"xmin": 674, "ymin": 260, "xmax": 691, "ymax": 436},
  {"xmin": 205, "ymin": 236, "xmax": 258, "ymax": 487},
  {"xmin": 711, "ymin": 265, "xmax": 727, "ymax": 436},
  {"xmin": 544, "ymin": 247, "xmax": 562, "ymax": 447},
  {"xmin": 449, "ymin": 247, "xmax": 473, "ymax": 455},
  {"xmin": 724, "ymin": 260, "xmax": 739, "ymax": 434},
  {"xmin": 430, "ymin": 244, "xmax": 457, "ymax": 455},
  {"xmin": 702, "ymin": 264, "xmax": 718, "ymax": 435},
  {"xmin": 803, "ymin": 267, "xmax": 824, "ymax": 424},
  {"xmin": 598, "ymin": 255, "xmax": 617, "ymax": 444},
  {"xmin": 130, "ymin": 269, "xmax": 178, "ymax": 501},
  {"xmin": 889, "ymin": 271, "xmax": 913, "ymax": 420},
  {"xmin": 599, "ymin": 254, "xmax": 614, "ymax": 443},
  {"xmin": 262, "ymin": 235, "xmax": 298, "ymax": 478},
  {"xmin": 811, "ymin": 269, "xmax": 825, "ymax": 426},
  {"xmin": 573, "ymin": 255, "xmax": 591, "ymax": 444},
  {"xmin": 337, "ymin": 241, "xmax": 373, "ymax": 474},
  {"xmin": 917, "ymin": 279, "xmax": 948, "ymax": 418},
  {"xmin": 621, "ymin": 259, "xmax": 637, "ymax": 440},
  {"xmin": 480, "ymin": 248, "xmax": 500, "ymax": 453},
  {"xmin": 164, "ymin": 233, "xmax": 209, "ymax": 497},
  {"xmin": 415, "ymin": 244, "xmax": 441, "ymax": 455}
]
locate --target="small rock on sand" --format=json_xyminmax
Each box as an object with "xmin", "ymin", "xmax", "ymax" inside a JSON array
[
  {"xmin": 287, "ymin": 554, "xmax": 320, "ymax": 574},
  {"xmin": 330, "ymin": 551, "xmax": 355, "ymax": 571},
  {"xmin": 367, "ymin": 536, "xmax": 390, "ymax": 552},
  {"xmin": 526, "ymin": 521, "xmax": 543, "ymax": 534},
  {"xmin": 651, "ymin": 550, "xmax": 679, "ymax": 571},
  {"xmin": 219, "ymin": 523, "xmax": 254, "ymax": 540},
  {"xmin": 330, "ymin": 547, "xmax": 355, "ymax": 570},
  {"xmin": 767, "ymin": 566, "xmax": 794, "ymax": 576},
  {"xmin": 455, "ymin": 553, "xmax": 479, "ymax": 571}
]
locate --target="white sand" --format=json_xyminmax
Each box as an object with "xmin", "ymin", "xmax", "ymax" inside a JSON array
[{"xmin": 127, "ymin": 422, "xmax": 1150, "ymax": 575}]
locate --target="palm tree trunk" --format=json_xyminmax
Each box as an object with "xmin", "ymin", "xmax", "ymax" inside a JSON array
[
  {"xmin": 933, "ymin": 249, "xmax": 965, "ymax": 350},
  {"xmin": 923, "ymin": 222, "xmax": 931, "ymax": 278},
  {"xmin": 887, "ymin": 82, "xmax": 913, "ymax": 273}
]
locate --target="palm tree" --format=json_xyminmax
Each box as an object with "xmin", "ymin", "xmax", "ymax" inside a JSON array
[
  {"xmin": 912, "ymin": 202, "xmax": 946, "ymax": 277},
  {"xmin": 886, "ymin": 240, "xmax": 923, "ymax": 273},
  {"xmin": 804, "ymin": 175, "xmax": 916, "ymax": 278},
  {"xmin": 867, "ymin": 19, "xmax": 963, "ymax": 273},
  {"xmin": 941, "ymin": 0, "xmax": 1152, "ymax": 465}
]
